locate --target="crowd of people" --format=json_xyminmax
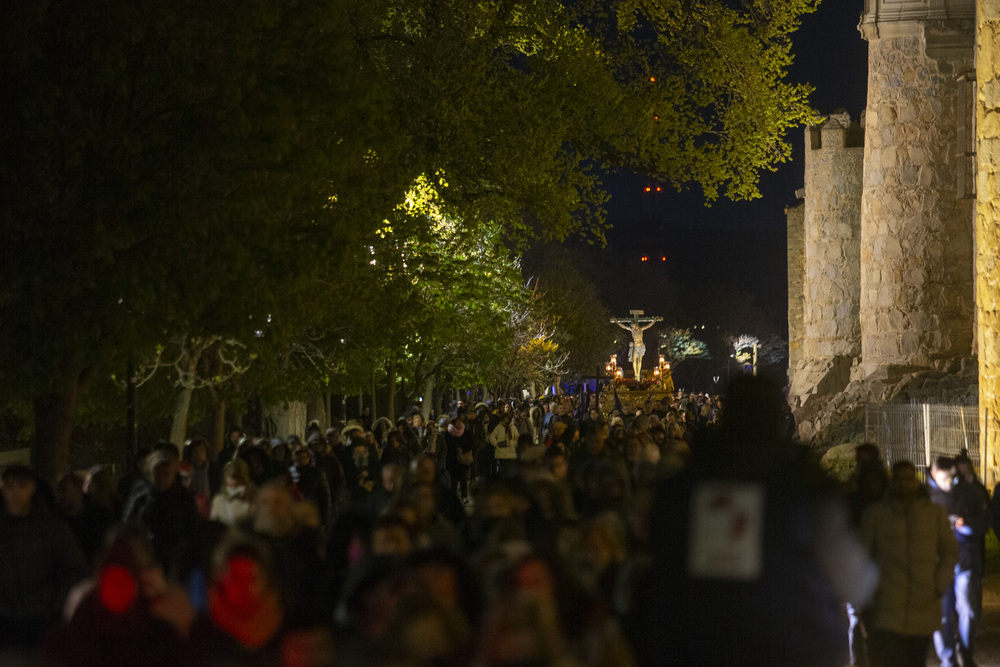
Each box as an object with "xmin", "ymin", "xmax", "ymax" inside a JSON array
[{"xmin": 0, "ymin": 375, "xmax": 994, "ymax": 666}]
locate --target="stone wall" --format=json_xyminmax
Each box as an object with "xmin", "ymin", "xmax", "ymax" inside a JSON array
[
  {"xmin": 858, "ymin": 20, "xmax": 975, "ymax": 377},
  {"xmin": 802, "ymin": 115, "xmax": 864, "ymax": 363},
  {"xmin": 789, "ymin": 115, "xmax": 864, "ymax": 407},
  {"xmin": 977, "ymin": 0, "xmax": 1000, "ymax": 486},
  {"xmin": 786, "ymin": 199, "xmax": 805, "ymax": 383}
]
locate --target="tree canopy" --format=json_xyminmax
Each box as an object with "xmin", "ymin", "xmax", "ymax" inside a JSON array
[{"xmin": 1, "ymin": 0, "xmax": 818, "ymax": 477}]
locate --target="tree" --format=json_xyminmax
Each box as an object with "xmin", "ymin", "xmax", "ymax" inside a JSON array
[
  {"xmin": 0, "ymin": 1, "xmax": 395, "ymax": 479},
  {"xmin": 659, "ymin": 327, "xmax": 712, "ymax": 367},
  {"xmin": 3, "ymin": 0, "xmax": 820, "ymax": 478},
  {"xmin": 351, "ymin": 0, "xmax": 820, "ymax": 244},
  {"xmin": 525, "ymin": 245, "xmax": 618, "ymax": 380}
]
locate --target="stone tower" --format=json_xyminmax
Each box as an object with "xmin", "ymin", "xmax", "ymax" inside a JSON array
[
  {"xmin": 786, "ymin": 197, "xmax": 805, "ymax": 384},
  {"xmin": 789, "ymin": 114, "xmax": 865, "ymax": 406},
  {"xmin": 858, "ymin": 0, "xmax": 976, "ymax": 378}
]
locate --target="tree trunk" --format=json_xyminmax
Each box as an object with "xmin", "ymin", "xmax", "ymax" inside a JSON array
[
  {"xmin": 432, "ymin": 376, "xmax": 443, "ymax": 418},
  {"xmin": 370, "ymin": 367, "xmax": 377, "ymax": 420},
  {"xmin": 421, "ymin": 375, "xmax": 435, "ymax": 421},
  {"xmin": 170, "ymin": 385, "xmax": 195, "ymax": 449},
  {"xmin": 386, "ymin": 360, "xmax": 397, "ymax": 422},
  {"xmin": 211, "ymin": 397, "xmax": 226, "ymax": 461},
  {"xmin": 169, "ymin": 350, "xmax": 201, "ymax": 449},
  {"xmin": 32, "ymin": 384, "xmax": 80, "ymax": 484}
]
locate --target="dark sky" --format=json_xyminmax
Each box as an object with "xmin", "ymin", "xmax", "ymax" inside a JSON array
[{"xmin": 589, "ymin": 0, "xmax": 869, "ymax": 334}]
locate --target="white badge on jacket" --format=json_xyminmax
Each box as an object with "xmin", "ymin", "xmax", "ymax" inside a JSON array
[{"xmin": 687, "ymin": 482, "xmax": 765, "ymax": 581}]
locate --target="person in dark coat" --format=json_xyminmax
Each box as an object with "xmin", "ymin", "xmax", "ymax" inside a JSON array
[
  {"xmin": 57, "ymin": 472, "xmax": 115, "ymax": 568},
  {"xmin": 444, "ymin": 416, "xmax": 474, "ymax": 504},
  {"xmin": 637, "ymin": 376, "xmax": 878, "ymax": 667},
  {"xmin": 122, "ymin": 450, "xmax": 203, "ymax": 580},
  {"xmin": 290, "ymin": 445, "xmax": 333, "ymax": 533},
  {"xmin": 932, "ymin": 453, "xmax": 992, "ymax": 667},
  {"xmin": 0, "ymin": 465, "xmax": 88, "ymax": 649}
]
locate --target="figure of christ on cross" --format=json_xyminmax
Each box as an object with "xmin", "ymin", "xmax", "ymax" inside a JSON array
[{"xmin": 611, "ymin": 311, "xmax": 663, "ymax": 379}]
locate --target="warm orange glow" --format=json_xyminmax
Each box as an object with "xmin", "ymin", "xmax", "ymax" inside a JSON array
[
  {"xmin": 656, "ymin": 186, "xmax": 662, "ymax": 192},
  {"xmin": 650, "ymin": 76, "xmax": 656, "ymax": 82},
  {"xmin": 654, "ymin": 115, "xmax": 658, "ymax": 121},
  {"xmin": 661, "ymin": 256, "xmax": 666, "ymax": 261},
  {"xmin": 641, "ymin": 256, "xmax": 648, "ymax": 262},
  {"xmin": 644, "ymin": 186, "xmax": 651, "ymax": 192}
]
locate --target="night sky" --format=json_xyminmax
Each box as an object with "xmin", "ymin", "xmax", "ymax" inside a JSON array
[{"xmin": 584, "ymin": 0, "xmax": 869, "ymax": 338}]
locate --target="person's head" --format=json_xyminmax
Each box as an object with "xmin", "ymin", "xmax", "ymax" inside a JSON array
[
  {"xmin": 408, "ymin": 481, "xmax": 438, "ymax": 526},
  {"xmin": 293, "ymin": 445, "xmax": 313, "ymax": 468},
  {"xmin": 544, "ymin": 448, "xmax": 569, "ymax": 482},
  {"xmin": 1, "ymin": 465, "xmax": 37, "ymax": 516},
  {"xmin": 228, "ymin": 428, "xmax": 243, "ymax": 445},
  {"xmin": 223, "ymin": 459, "xmax": 252, "ymax": 490},
  {"xmin": 342, "ymin": 424, "xmax": 365, "ymax": 446},
  {"xmin": 581, "ymin": 512, "xmax": 628, "ymax": 571},
  {"xmin": 855, "ymin": 443, "xmax": 880, "ymax": 465},
  {"xmin": 57, "ymin": 472, "xmax": 86, "ymax": 515},
  {"xmin": 371, "ymin": 514, "xmax": 415, "ymax": 557},
  {"xmin": 271, "ymin": 442, "xmax": 291, "ymax": 463},
  {"xmin": 411, "ymin": 414, "xmax": 424, "ymax": 429},
  {"xmin": 386, "ymin": 430, "xmax": 404, "ymax": 450},
  {"xmin": 413, "ymin": 455, "xmax": 438, "ymax": 485},
  {"xmin": 85, "ymin": 465, "xmax": 116, "ymax": 506},
  {"xmin": 211, "ymin": 535, "xmax": 276, "ymax": 621},
  {"xmin": 930, "ymin": 456, "xmax": 955, "ymax": 492},
  {"xmin": 582, "ymin": 420, "xmax": 606, "ymax": 454},
  {"xmin": 186, "ymin": 437, "xmax": 209, "ymax": 467},
  {"xmin": 146, "ymin": 450, "xmax": 179, "ymax": 493},
  {"xmin": 954, "ymin": 452, "xmax": 976, "ymax": 482},
  {"xmin": 325, "ymin": 428, "xmax": 340, "ymax": 448},
  {"xmin": 890, "ymin": 461, "xmax": 922, "ymax": 501},
  {"xmin": 381, "ymin": 463, "xmax": 402, "ymax": 492},
  {"xmin": 253, "ymin": 481, "xmax": 296, "ymax": 537}
]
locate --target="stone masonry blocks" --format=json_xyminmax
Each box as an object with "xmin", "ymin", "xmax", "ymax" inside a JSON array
[
  {"xmin": 802, "ymin": 114, "xmax": 864, "ymax": 364},
  {"xmin": 859, "ymin": 25, "xmax": 975, "ymax": 376},
  {"xmin": 978, "ymin": 0, "xmax": 1000, "ymax": 486}
]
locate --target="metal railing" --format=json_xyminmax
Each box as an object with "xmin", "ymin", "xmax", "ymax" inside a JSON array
[{"xmin": 865, "ymin": 403, "xmax": 980, "ymax": 478}]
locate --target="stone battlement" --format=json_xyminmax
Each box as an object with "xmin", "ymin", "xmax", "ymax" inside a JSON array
[{"xmin": 807, "ymin": 113, "xmax": 865, "ymax": 151}]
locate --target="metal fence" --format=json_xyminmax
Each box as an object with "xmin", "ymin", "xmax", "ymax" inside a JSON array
[{"xmin": 865, "ymin": 403, "xmax": 980, "ymax": 479}]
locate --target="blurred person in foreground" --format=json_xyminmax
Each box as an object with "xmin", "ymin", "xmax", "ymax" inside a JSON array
[{"xmin": 638, "ymin": 376, "xmax": 878, "ymax": 666}]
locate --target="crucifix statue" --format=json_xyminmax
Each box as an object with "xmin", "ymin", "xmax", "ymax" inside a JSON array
[{"xmin": 611, "ymin": 310, "xmax": 663, "ymax": 378}]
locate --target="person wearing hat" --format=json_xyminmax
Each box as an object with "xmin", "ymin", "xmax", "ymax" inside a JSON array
[{"xmin": 122, "ymin": 449, "xmax": 202, "ymax": 579}]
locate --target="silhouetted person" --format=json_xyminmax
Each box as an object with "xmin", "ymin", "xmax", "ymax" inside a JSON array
[{"xmin": 639, "ymin": 376, "xmax": 877, "ymax": 666}]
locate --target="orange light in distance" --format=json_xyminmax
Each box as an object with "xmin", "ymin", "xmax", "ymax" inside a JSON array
[
  {"xmin": 650, "ymin": 76, "xmax": 656, "ymax": 82},
  {"xmin": 644, "ymin": 186, "xmax": 651, "ymax": 192},
  {"xmin": 641, "ymin": 256, "xmax": 648, "ymax": 262},
  {"xmin": 661, "ymin": 256, "xmax": 666, "ymax": 261},
  {"xmin": 655, "ymin": 186, "xmax": 662, "ymax": 192}
]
